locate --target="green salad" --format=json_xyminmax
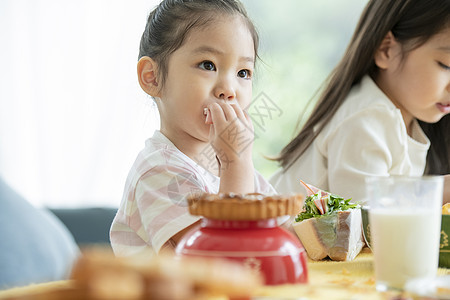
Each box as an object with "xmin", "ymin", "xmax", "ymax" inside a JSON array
[{"xmin": 295, "ymin": 191, "xmax": 359, "ymax": 222}]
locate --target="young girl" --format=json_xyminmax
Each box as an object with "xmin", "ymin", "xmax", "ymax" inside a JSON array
[
  {"xmin": 110, "ymin": 0, "xmax": 276, "ymax": 256},
  {"xmin": 271, "ymin": 0, "xmax": 450, "ymax": 203}
]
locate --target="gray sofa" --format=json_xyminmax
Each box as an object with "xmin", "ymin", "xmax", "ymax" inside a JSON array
[
  {"xmin": 49, "ymin": 207, "xmax": 117, "ymax": 247},
  {"xmin": 0, "ymin": 177, "xmax": 117, "ymax": 290}
]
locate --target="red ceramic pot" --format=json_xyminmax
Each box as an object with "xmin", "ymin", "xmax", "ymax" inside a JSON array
[{"xmin": 175, "ymin": 217, "xmax": 308, "ymax": 285}]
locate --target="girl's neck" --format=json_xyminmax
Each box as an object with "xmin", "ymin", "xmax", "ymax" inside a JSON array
[
  {"xmin": 160, "ymin": 128, "xmax": 220, "ymax": 176},
  {"xmin": 400, "ymin": 111, "xmax": 414, "ymax": 137},
  {"xmin": 374, "ymin": 75, "xmax": 414, "ymax": 137}
]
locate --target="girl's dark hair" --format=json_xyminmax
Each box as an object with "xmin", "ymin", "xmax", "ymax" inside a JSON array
[
  {"xmin": 276, "ymin": 0, "xmax": 450, "ymax": 170},
  {"xmin": 420, "ymin": 115, "xmax": 450, "ymax": 175},
  {"xmin": 139, "ymin": 0, "xmax": 259, "ymax": 88}
]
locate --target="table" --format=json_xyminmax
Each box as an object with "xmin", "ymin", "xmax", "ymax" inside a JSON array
[
  {"xmin": 0, "ymin": 248, "xmax": 448, "ymax": 300},
  {"xmin": 257, "ymin": 248, "xmax": 384, "ymax": 299},
  {"xmin": 257, "ymin": 248, "xmax": 450, "ymax": 299}
]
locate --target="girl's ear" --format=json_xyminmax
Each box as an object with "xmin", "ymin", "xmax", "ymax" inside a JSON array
[
  {"xmin": 137, "ymin": 56, "xmax": 160, "ymax": 97},
  {"xmin": 374, "ymin": 31, "xmax": 399, "ymax": 70}
]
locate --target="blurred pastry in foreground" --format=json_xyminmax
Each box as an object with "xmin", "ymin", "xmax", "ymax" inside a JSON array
[{"xmin": 70, "ymin": 249, "xmax": 263, "ymax": 300}]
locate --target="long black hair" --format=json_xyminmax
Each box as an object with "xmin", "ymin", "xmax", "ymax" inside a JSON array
[
  {"xmin": 420, "ymin": 115, "xmax": 450, "ymax": 175},
  {"xmin": 276, "ymin": 0, "xmax": 450, "ymax": 170}
]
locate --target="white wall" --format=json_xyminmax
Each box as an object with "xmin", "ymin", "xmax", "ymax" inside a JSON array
[{"xmin": 0, "ymin": 0, "xmax": 160, "ymax": 207}]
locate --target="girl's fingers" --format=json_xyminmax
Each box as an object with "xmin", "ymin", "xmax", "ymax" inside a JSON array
[
  {"xmin": 208, "ymin": 103, "xmax": 227, "ymax": 124},
  {"xmin": 209, "ymin": 123, "xmax": 216, "ymax": 140},
  {"xmin": 243, "ymin": 110, "xmax": 254, "ymax": 131},
  {"xmin": 230, "ymin": 103, "xmax": 247, "ymax": 121},
  {"xmin": 209, "ymin": 102, "xmax": 248, "ymax": 121},
  {"xmin": 208, "ymin": 102, "xmax": 251, "ymax": 129},
  {"xmin": 217, "ymin": 102, "xmax": 238, "ymax": 121}
]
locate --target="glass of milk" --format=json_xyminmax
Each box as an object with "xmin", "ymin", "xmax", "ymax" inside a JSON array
[{"xmin": 366, "ymin": 176, "xmax": 443, "ymax": 292}]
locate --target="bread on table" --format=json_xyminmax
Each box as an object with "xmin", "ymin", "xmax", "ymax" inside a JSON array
[
  {"xmin": 69, "ymin": 249, "xmax": 263, "ymax": 300},
  {"xmin": 0, "ymin": 249, "xmax": 262, "ymax": 300}
]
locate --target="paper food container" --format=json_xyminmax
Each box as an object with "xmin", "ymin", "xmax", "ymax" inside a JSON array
[{"xmin": 293, "ymin": 209, "xmax": 364, "ymax": 261}]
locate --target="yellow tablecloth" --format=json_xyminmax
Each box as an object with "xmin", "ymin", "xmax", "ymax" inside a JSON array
[
  {"xmin": 256, "ymin": 248, "xmax": 382, "ymax": 299},
  {"xmin": 256, "ymin": 248, "xmax": 450, "ymax": 299},
  {"xmin": 0, "ymin": 248, "xmax": 449, "ymax": 300}
]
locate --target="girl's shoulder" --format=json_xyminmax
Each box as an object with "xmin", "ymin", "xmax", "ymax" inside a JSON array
[
  {"xmin": 320, "ymin": 76, "xmax": 405, "ymax": 139},
  {"xmin": 138, "ymin": 132, "xmax": 200, "ymax": 173},
  {"xmin": 341, "ymin": 76, "xmax": 396, "ymax": 116},
  {"xmin": 124, "ymin": 133, "xmax": 216, "ymax": 192}
]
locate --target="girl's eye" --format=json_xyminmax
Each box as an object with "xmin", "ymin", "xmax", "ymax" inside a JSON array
[
  {"xmin": 237, "ymin": 69, "xmax": 252, "ymax": 79},
  {"xmin": 199, "ymin": 61, "xmax": 216, "ymax": 71},
  {"xmin": 438, "ymin": 61, "xmax": 450, "ymax": 70}
]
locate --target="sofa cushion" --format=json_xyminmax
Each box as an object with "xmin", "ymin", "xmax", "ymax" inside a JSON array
[
  {"xmin": 50, "ymin": 207, "xmax": 117, "ymax": 247},
  {"xmin": 0, "ymin": 178, "xmax": 80, "ymax": 290}
]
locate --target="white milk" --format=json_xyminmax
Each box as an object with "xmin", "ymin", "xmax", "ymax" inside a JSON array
[{"xmin": 369, "ymin": 208, "xmax": 441, "ymax": 291}]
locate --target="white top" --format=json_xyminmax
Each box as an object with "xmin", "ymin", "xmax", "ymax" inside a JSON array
[
  {"xmin": 270, "ymin": 76, "xmax": 430, "ymax": 203},
  {"xmin": 110, "ymin": 131, "xmax": 276, "ymax": 256}
]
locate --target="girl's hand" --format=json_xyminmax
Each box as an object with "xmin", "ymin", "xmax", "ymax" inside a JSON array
[
  {"xmin": 207, "ymin": 102, "xmax": 254, "ymax": 162},
  {"xmin": 206, "ymin": 102, "xmax": 254, "ymax": 193}
]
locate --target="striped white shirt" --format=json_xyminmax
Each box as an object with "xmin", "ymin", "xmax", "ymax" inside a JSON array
[{"xmin": 110, "ymin": 131, "xmax": 275, "ymax": 255}]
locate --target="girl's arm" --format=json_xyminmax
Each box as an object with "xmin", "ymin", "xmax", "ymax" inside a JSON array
[
  {"xmin": 207, "ymin": 102, "xmax": 255, "ymax": 194},
  {"xmin": 159, "ymin": 220, "xmax": 202, "ymax": 254},
  {"xmin": 128, "ymin": 162, "xmax": 205, "ymax": 254}
]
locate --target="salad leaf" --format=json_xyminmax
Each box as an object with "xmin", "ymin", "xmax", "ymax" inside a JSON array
[{"xmin": 295, "ymin": 191, "xmax": 359, "ymax": 222}]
